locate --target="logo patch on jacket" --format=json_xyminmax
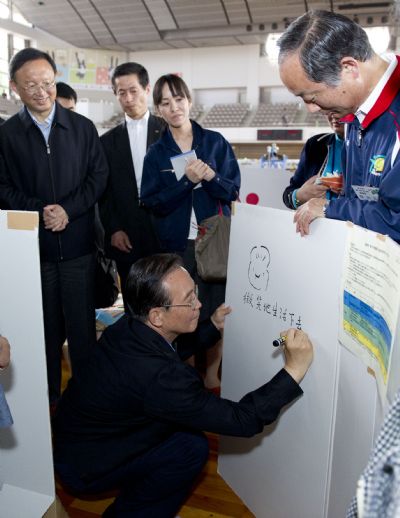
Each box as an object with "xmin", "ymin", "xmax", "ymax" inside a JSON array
[{"xmin": 369, "ymin": 155, "xmax": 385, "ymax": 176}]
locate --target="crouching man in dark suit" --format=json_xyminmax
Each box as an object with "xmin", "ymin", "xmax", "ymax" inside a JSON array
[{"xmin": 53, "ymin": 253, "xmax": 313, "ymax": 518}]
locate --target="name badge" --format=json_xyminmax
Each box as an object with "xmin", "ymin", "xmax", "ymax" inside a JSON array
[{"xmin": 352, "ymin": 185, "xmax": 379, "ymax": 202}]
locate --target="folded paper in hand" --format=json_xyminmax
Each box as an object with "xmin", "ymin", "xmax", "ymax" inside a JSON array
[{"xmin": 170, "ymin": 150, "xmax": 197, "ymax": 181}]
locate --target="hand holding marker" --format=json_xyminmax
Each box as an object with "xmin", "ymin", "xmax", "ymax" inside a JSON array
[
  {"xmin": 272, "ymin": 336, "xmax": 286, "ymax": 347},
  {"xmin": 272, "ymin": 330, "xmax": 313, "ymax": 384}
]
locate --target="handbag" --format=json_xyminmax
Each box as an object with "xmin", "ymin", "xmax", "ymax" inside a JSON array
[
  {"xmin": 94, "ymin": 248, "xmax": 119, "ymax": 308},
  {"xmin": 195, "ymin": 204, "xmax": 231, "ymax": 282}
]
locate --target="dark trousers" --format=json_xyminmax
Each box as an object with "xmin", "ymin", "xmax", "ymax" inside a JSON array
[
  {"xmin": 55, "ymin": 431, "xmax": 209, "ymax": 517},
  {"xmin": 115, "ymin": 260, "xmax": 134, "ymax": 313},
  {"xmin": 40, "ymin": 253, "xmax": 96, "ymax": 403}
]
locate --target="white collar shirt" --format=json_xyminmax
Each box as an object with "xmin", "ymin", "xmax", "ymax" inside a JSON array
[
  {"xmin": 355, "ymin": 53, "xmax": 397, "ymax": 125},
  {"xmin": 28, "ymin": 102, "xmax": 56, "ymax": 144},
  {"xmin": 125, "ymin": 110, "xmax": 149, "ymax": 195}
]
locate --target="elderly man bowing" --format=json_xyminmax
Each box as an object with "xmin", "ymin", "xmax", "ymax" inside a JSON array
[{"xmin": 278, "ymin": 10, "xmax": 400, "ymax": 241}]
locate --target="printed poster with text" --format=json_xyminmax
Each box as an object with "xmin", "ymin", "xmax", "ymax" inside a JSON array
[{"xmin": 339, "ymin": 224, "xmax": 400, "ymax": 402}]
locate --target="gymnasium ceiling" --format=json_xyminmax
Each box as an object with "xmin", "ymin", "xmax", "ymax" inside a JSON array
[{"xmin": 12, "ymin": 0, "xmax": 400, "ymax": 52}]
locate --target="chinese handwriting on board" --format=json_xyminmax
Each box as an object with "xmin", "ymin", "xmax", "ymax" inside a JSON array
[
  {"xmin": 242, "ymin": 291, "xmax": 302, "ymax": 329},
  {"xmin": 245, "ymin": 244, "xmax": 302, "ymax": 328}
]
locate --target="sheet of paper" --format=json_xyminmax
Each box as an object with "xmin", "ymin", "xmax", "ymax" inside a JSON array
[
  {"xmin": 170, "ymin": 150, "xmax": 197, "ymax": 181},
  {"xmin": 339, "ymin": 224, "xmax": 400, "ymax": 402}
]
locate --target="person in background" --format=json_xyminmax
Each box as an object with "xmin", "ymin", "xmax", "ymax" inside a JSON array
[
  {"xmin": 55, "ymin": 80, "xmax": 116, "ymax": 311},
  {"xmin": 56, "ymin": 82, "xmax": 77, "ymax": 111},
  {"xmin": 283, "ymin": 113, "xmax": 344, "ymax": 210},
  {"xmin": 100, "ymin": 62, "xmax": 163, "ymax": 309},
  {"xmin": 0, "ymin": 335, "xmax": 13, "ymax": 428},
  {"xmin": 141, "ymin": 74, "xmax": 241, "ymax": 390},
  {"xmin": 278, "ymin": 10, "xmax": 400, "ymax": 240},
  {"xmin": 53, "ymin": 253, "xmax": 313, "ymax": 518},
  {"xmin": 0, "ymin": 335, "xmax": 10, "ymax": 369},
  {"xmin": 0, "ymin": 49, "xmax": 109, "ymax": 408}
]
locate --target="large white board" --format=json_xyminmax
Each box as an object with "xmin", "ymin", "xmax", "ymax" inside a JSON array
[
  {"xmin": 240, "ymin": 165, "xmax": 292, "ymax": 211},
  {"xmin": 0, "ymin": 211, "xmax": 54, "ymax": 517},
  {"xmin": 219, "ymin": 203, "xmax": 381, "ymax": 518}
]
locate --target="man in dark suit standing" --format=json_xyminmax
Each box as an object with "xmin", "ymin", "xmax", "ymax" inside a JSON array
[
  {"xmin": 0, "ymin": 49, "xmax": 108, "ymax": 406},
  {"xmin": 100, "ymin": 62, "xmax": 164, "ymax": 306}
]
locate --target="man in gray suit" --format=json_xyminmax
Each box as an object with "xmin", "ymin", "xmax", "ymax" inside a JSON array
[{"xmin": 100, "ymin": 62, "xmax": 164, "ymax": 306}]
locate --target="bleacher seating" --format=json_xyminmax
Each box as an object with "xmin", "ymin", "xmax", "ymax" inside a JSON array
[
  {"xmin": 202, "ymin": 103, "xmax": 249, "ymax": 127},
  {"xmin": 250, "ymin": 102, "xmax": 299, "ymax": 127},
  {"xmin": 0, "ymin": 97, "xmax": 22, "ymax": 118},
  {"xmin": 304, "ymin": 111, "xmax": 328, "ymax": 126},
  {"xmin": 189, "ymin": 104, "xmax": 203, "ymax": 122},
  {"xmin": 100, "ymin": 113, "xmax": 124, "ymax": 129}
]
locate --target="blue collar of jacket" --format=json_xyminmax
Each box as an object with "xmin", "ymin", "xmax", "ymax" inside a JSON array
[
  {"xmin": 18, "ymin": 102, "xmax": 71, "ymax": 132},
  {"xmin": 161, "ymin": 119, "xmax": 205, "ymax": 154}
]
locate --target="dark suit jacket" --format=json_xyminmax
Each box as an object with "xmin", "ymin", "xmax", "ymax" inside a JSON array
[
  {"xmin": 100, "ymin": 114, "xmax": 164, "ymax": 262},
  {"xmin": 0, "ymin": 105, "xmax": 108, "ymax": 261},
  {"xmin": 53, "ymin": 315, "xmax": 302, "ymax": 479}
]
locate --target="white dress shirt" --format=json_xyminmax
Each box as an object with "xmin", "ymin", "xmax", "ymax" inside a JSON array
[
  {"xmin": 125, "ymin": 110, "xmax": 149, "ymax": 196},
  {"xmin": 355, "ymin": 53, "xmax": 397, "ymax": 125}
]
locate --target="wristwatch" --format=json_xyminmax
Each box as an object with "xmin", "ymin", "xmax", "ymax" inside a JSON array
[{"xmin": 292, "ymin": 189, "xmax": 300, "ymax": 209}]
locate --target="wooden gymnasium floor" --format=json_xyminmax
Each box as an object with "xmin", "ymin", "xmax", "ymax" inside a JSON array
[{"xmin": 55, "ymin": 357, "xmax": 254, "ymax": 518}]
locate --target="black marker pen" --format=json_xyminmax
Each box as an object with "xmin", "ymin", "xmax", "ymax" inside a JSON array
[{"xmin": 272, "ymin": 336, "xmax": 286, "ymax": 347}]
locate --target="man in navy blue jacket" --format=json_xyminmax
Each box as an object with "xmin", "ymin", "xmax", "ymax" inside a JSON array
[
  {"xmin": 0, "ymin": 49, "xmax": 108, "ymax": 405},
  {"xmin": 53, "ymin": 253, "xmax": 313, "ymax": 518},
  {"xmin": 278, "ymin": 10, "xmax": 400, "ymax": 241},
  {"xmin": 282, "ymin": 114, "xmax": 344, "ymax": 210}
]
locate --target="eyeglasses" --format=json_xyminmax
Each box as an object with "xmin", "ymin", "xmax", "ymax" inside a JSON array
[
  {"xmin": 162, "ymin": 286, "xmax": 199, "ymax": 310},
  {"xmin": 19, "ymin": 81, "xmax": 56, "ymax": 94}
]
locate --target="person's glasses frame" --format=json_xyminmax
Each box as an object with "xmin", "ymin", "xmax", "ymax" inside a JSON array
[
  {"xmin": 19, "ymin": 81, "xmax": 56, "ymax": 95},
  {"xmin": 162, "ymin": 285, "xmax": 199, "ymax": 310}
]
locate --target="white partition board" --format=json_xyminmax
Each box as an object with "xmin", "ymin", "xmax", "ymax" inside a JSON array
[
  {"xmin": 218, "ymin": 203, "xmax": 380, "ymax": 518},
  {"xmin": 239, "ymin": 165, "xmax": 292, "ymax": 211},
  {"xmin": 0, "ymin": 211, "xmax": 54, "ymax": 517}
]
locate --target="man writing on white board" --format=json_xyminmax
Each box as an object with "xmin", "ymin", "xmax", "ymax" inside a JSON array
[{"xmin": 53, "ymin": 253, "xmax": 313, "ymax": 518}]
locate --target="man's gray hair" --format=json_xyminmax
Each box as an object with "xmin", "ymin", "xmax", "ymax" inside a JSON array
[{"xmin": 277, "ymin": 10, "xmax": 373, "ymax": 86}]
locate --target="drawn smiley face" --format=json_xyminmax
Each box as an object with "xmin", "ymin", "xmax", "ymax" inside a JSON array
[{"xmin": 248, "ymin": 246, "xmax": 270, "ymax": 291}]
